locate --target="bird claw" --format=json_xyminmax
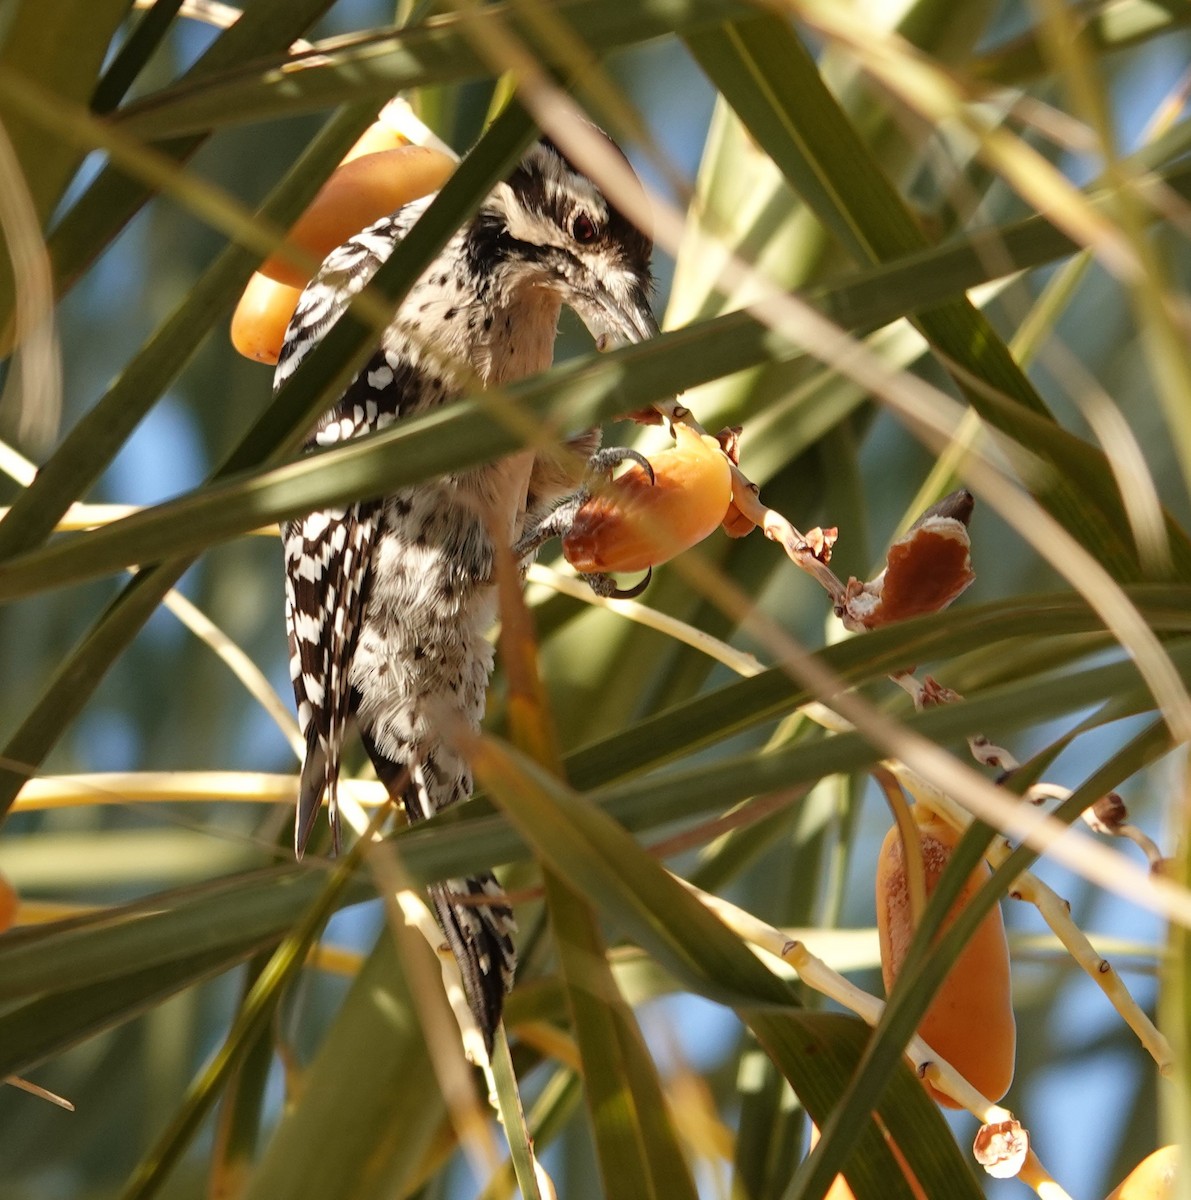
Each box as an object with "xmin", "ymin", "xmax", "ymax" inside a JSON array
[
  {"xmin": 513, "ymin": 446, "xmax": 656, "ymax": 562},
  {"xmin": 582, "ymin": 566, "xmax": 652, "ymax": 599},
  {"xmin": 587, "ymin": 445, "xmax": 654, "ymax": 485}
]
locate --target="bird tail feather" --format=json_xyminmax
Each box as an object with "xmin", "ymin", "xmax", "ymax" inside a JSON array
[
  {"xmin": 295, "ymin": 730, "xmax": 341, "ymax": 858},
  {"xmin": 428, "ymin": 874, "xmax": 517, "ymax": 1052}
]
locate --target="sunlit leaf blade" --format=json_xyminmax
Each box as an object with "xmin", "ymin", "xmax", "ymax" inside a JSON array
[
  {"xmin": 118, "ymin": 829, "xmax": 370, "ymax": 1200},
  {"xmin": 733, "ymin": 1048, "xmax": 802, "ymax": 1200},
  {"xmin": 0, "ymin": 946, "xmax": 243, "ymax": 1078},
  {"xmin": 19, "ymin": 152, "xmax": 1191, "ymax": 597},
  {"xmin": 0, "ymin": 866, "xmax": 349, "ymax": 1002},
  {"xmin": 240, "ymin": 934, "xmax": 445, "ymax": 1200},
  {"xmin": 90, "ymin": 0, "xmax": 187, "ymax": 116},
  {"xmin": 585, "ymin": 637, "xmax": 1191, "ymax": 834},
  {"xmin": 498, "ymin": 538, "xmax": 699, "ymax": 1200},
  {"xmin": 4, "ymin": 0, "xmax": 339, "ymax": 320},
  {"xmin": 968, "ymin": 1, "xmax": 1191, "ymax": 85},
  {"xmin": 473, "ymin": 735, "xmax": 981, "ymax": 1199},
  {"xmin": 546, "ymin": 876, "xmax": 700, "ymax": 1200},
  {"xmin": 687, "ymin": 12, "xmax": 1191, "ymax": 580},
  {"xmin": 564, "ymin": 590, "xmax": 1191, "ymax": 785},
  {"xmin": 0, "ymin": 564, "xmax": 187, "ymax": 818},
  {"xmin": 1159, "ymin": 775, "xmax": 1191, "ymax": 1163},
  {"xmin": 0, "ymin": 0, "xmax": 129, "ymax": 227},
  {"xmin": 113, "ymin": 0, "xmax": 763, "ymax": 140},
  {"xmin": 0, "ymin": 102, "xmax": 380, "ymax": 560},
  {"xmin": 755, "ymin": 1014, "xmax": 985, "ymax": 1200},
  {"xmin": 210, "ymin": 957, "xmax": 275, "ymax": 1200}
]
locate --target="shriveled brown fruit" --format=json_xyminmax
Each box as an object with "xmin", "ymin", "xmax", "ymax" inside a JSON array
[{"xmin": 841, "ymin": 489, "xmax": 975, "ymax": 630}]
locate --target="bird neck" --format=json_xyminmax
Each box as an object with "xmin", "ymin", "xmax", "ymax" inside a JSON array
[{"xmin": 473, "ymin": 283, "xmax": 562, "ymax": 387}]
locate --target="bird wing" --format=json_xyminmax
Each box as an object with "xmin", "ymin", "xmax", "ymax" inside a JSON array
[
  {"xmin": 284, "ymin": 485, "xmax": 381, "ymax": 856},
  {"xmin": 276, "ymin": 211, "xmax": 430, "ymax": 856},
  {"xmin": 283, "ymin": 339, "xmax": 424, "ymax": 855}
]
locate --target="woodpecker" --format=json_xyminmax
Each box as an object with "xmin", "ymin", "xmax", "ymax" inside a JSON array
[{"xmin": 278, "ymin": 136, "xmax": 657, "ymax": 1049}]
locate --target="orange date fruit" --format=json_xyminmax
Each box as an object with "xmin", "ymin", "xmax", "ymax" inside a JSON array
[
  {"xmin": 562, "ymin": 424, "xmax": 732, "ymax": 575},
  {"xmin": 339, "ymin": 120, "xmax": 409, "ymax": 165},
  {"xmin": 232, "ymin": 141, "xmax": 455, "ymax": 364},
  {"xmin": 876, "ymin": 806, "xmax": 1015, "ymax": 1107},
  {"xmin": 258, "ymin": 144, "xmax": 456, "ymax": 289},
  {"xmin": 0, "ymin": 871, "xmax": 18, "ymax": 932},
  {"xmin": 1106, "ymin": 1146, "xmax": 1180, "ymax": 1200},
  {"xmin": 230, "ymin": 272, "xmax": 303, "ymax": 366}
]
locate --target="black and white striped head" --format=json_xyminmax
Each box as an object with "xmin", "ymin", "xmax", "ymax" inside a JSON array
[{"xmin": 468, "ymin": 136, "xmax": 657, "ymax": 347}]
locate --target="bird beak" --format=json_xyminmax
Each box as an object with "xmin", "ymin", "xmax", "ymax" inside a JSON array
[{"xmin": 579, "ymin": 283, "xmax": 659, "ymax": 351}]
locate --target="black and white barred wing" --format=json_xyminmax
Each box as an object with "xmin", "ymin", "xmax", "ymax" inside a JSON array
[
  {"xmin": 284, "ymin": 494, "xmax": 380, "ymax": 855},
  {"xmin": 281, "ymin": 347, "xmax": 410, "ymax": 856},
  {"xmin": 273, "ymin": 209, "xmax": 420, "ymax": 390},
  {"xmin": 276, "ymin": 212, "xmax": 427, "ymax": 855}
]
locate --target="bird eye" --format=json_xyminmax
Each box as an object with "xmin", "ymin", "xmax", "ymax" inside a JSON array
[{"xmin": 570, "ymin": 212, "xmax": 600, "ymax": 245}]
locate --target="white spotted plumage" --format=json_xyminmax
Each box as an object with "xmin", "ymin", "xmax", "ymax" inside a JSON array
[{"xmin": 279, "ymin": 136, "xmax": 656, "ymax": 1049}]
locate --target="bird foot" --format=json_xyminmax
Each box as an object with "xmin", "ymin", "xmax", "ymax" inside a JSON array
[
  {"xmin": 581, "ymin": 566, "xmax": 652, "ymax": 599},
  {"xmin": 512, "ymin": 446, "xmax": 654, "ymax": 561}
]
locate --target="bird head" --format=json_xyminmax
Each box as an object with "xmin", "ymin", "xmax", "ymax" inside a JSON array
[{"xmin": 470, "ymin": 135, "xmax": 658, "ymax": 348}]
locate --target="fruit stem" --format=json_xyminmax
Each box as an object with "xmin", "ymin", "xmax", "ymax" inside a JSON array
[
  {"xmin": 653, "ymin": 400, "xmax": 850, "ymax": 603},
  {"xmin": 1017, "ymin": 1148, "xmax": 1076, "ymax": 1200},
  {"xmin": 891, "ymin": 763, "xmax": 1175, "ymax": 1074},
  {"xmin": 681, "ymin": 878, "xmax": 1014, "ymax": 1120},
  {"xmin": 1011, "ymin": 871, "xmax": 1174, "ymax": 1074}
]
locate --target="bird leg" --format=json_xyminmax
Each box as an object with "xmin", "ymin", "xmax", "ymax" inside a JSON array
[{"xmin": 512, "ymin": 446, "xmax": 654, "ymax": 562}]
